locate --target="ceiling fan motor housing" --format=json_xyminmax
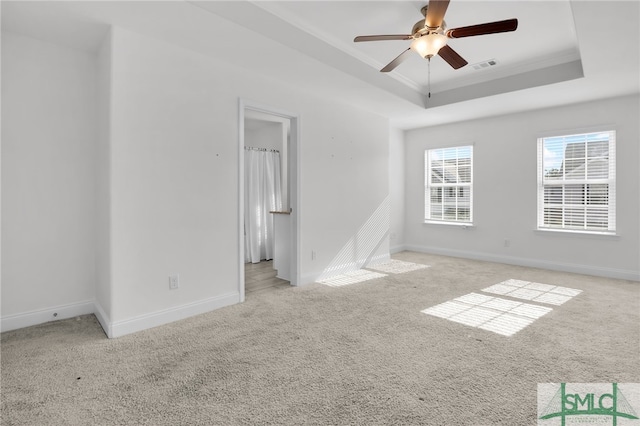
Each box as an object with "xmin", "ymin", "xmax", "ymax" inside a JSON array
[{"xmin": 412, "ymin": 18, "xmax": 446, "ymax": 37}]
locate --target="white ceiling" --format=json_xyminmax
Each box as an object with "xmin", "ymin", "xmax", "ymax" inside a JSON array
[{"xmin": 2, "ymin": 1, "xmax": 638, "ymax": 129}]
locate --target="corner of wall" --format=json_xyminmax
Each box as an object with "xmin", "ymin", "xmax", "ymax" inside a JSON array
[
  {"xmin": 93, "ymin": 300, "xmax": 113, "ymax": 338},
  {"xmin": 389, "ymin": 126, "xmax": 406, "ymax": 249},
  {"xmin": 96, "ymin": 24, "xmax": 113, "ymax": 326}
]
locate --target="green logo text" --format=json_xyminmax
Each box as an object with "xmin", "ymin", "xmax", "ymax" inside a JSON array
[{"xmin": 539, "ymin": 383, "xmax": 639, "ymax": 425}]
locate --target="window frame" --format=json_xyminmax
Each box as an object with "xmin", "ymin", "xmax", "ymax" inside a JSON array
[
  {"xmin": 536, "ymin": 130, "xmax": 616, "ymax": 235},
  {"xmin": 424, "ymin": 145, "xmax": 474, "ymax": 225}
]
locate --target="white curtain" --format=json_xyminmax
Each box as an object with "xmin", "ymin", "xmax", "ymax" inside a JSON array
[{"xmin": 245, "ymin": 148, "xmax": 283, "ymax": 263}]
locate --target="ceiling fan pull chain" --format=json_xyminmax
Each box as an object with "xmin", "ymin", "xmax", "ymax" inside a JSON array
[{"xmin": 428, "ymin": 57, "xmax": 432, "ymax": 98}]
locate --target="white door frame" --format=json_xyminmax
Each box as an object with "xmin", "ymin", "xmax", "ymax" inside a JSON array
[{"xmin": 238, "ymin": 99, "xmax": 301, "ymax": 302}]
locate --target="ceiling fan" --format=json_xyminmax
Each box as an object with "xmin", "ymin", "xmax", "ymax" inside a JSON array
[{"xmin": 354, "ymin": 0, "xmax": 518, "ymax": 73}]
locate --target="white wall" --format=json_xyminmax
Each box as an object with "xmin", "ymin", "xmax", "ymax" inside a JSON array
[
  {"xmin": 0, "ymin": 24, "xmax": 390, "ymax": 336},
  {"xmin": 301, "ymin": 101, "xmax": 390, "ymax": 281},
  {"xmin": 1, "ymin": 32, "xmax": 98, "ymax": 329},
  {"xmin": 104, "ymin": 27, "xmax": 389, "ymax": 335},
  {"xmin": 107, "ymin": 27, "xmax": 240, "ymax": 332},
  {"xmin": 403, "ymin": 95, "xmax": 640, "ymax": 280}
]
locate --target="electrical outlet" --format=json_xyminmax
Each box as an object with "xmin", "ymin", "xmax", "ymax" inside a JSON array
[
  {"xmin": 504, "ymin": 239, "xmax": 511, "ymax": 247},
  {"xmin": 169, "ymin": 274, "xmax": 180, "ymax": 290},
  {"xmin": 311, "ymin": 250, "xmax": 316, "ymax": 260}
]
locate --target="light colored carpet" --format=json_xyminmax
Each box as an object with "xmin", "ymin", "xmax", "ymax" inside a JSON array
[{"xmin": 2, "ymin": 252, "xmax": 639, "ymax": 425}]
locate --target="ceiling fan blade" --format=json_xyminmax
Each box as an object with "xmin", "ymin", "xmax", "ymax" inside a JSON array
[
  {"xmin": 354, "ymin": 34, "xmax": 412, "ymax": 42},
  {"xmin": 425, "ymin": 0, "xmax": 450, "ymax": 29},
  {"xmin": 381, "ymin": 48, "xmax": 413, "ymax": 72},
  {"xmin": 446, "ymin": 18, "xmax": 518, "ymax": 39},
  {"xmin": 438, "ymin": 45, "xmax": 468, "ymax": 69}
]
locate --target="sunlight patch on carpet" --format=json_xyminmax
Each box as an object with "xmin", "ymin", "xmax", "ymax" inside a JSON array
[
  {"xmin": 318, "ymin": 270, "xmax": 387, "ymax": 287},
  {"xmin": 366, "ymin": 259, "xmax": 430, "ymax": 274},
  {"xmin": 421, "ymin": 293, "xmax": 553, "ymax": 336},
  {"xmin": 482, "ymin": 279, "xmax": 582, "ymax": 305}
]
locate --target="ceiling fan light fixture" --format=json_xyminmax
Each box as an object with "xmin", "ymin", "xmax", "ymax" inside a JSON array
[{"xmin": 410, "ymin": 32, "xmax": 448, "ymax": 58}]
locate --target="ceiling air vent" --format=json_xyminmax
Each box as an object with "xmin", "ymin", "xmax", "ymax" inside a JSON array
[{"xmin": 472, "ymin": 59, "xmax": 498, "ymax": 70}]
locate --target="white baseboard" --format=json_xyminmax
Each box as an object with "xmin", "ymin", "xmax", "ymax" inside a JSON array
[
  {"xmin": 402, "ymin": 244, "xmax": 640, "ymax": 281},
  {"xmin": 390, "ymin": 245, "xmax": 405, "ymax": 254},
  {"xmin": 1, "ymin": 300, "xmax": 95, "ymax": 333},
  {"xmin": 367, "ymin": 253, "xmax": 392, "ymax": 266},
  {"xmin": 1, "ymin": 293, "xmax": 242, "ymax": 338},
  {"xmin": 301, "ymin": 253, "xmax": 391, "ymax": 285},
  {"xmin": 108, "ymin": 292, "xmax": 240, "ymax": 338},
  {"xmin": 299, "ymin": 273, "xmax": 321, "ymax": 286}
]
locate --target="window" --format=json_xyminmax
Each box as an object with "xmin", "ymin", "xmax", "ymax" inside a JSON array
[
  {"xmin": 425, "ymin": 146, "xmax": 473, "ymax": 223},
  {"xmin": 537, "ymin": 131, "xmax": 616, "ymax": 233}
]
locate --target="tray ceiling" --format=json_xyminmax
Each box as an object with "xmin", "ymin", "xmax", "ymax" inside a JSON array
[{"xmin": 2, "ymin": 1, "xmax": 638, "ymax": 129}]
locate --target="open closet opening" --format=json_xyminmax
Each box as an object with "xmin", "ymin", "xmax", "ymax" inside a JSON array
[{"xmin": 238, "ymin": 101, "xmax": 300, "ymax": 301}]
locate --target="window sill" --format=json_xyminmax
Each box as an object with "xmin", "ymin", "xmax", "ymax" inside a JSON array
[
  {"xmin": 424, "ymin": 220, "xmax": 475, "ymax": 229},
  {"xmin": 534, "ymin": 228, "xmax": 619, "ymax": 240}
]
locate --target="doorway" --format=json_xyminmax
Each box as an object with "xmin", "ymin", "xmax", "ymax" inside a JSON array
[{"xmin": 238, "ymin": 99, "xmax": 300, "ymax": 302}]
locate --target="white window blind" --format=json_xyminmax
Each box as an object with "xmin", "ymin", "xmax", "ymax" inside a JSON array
[
  {"xmin": 537, "ymin": 131, "xmax": 616, "ymax": 233},
  {"xmin": 425, "ymin": 146, "xmax": 473, "ymax": 223}
]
